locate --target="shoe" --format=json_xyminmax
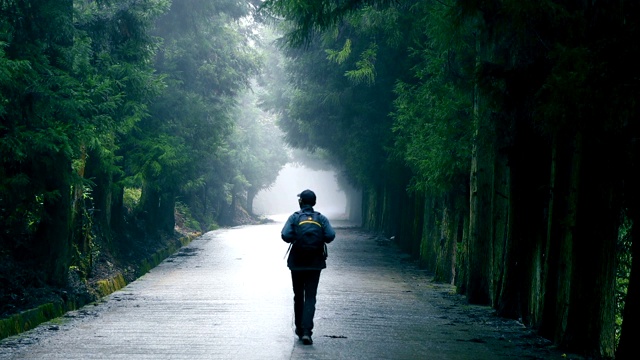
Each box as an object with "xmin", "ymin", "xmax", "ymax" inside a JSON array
[
  {"xmin": 295, "ymin": 328, "xmax": 303, "ymax": 340},
  {"xmin": 301, "ymin": 335, "xmax": 313, "ymax": 345}
]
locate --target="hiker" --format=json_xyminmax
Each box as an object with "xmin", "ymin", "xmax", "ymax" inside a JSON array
[{"xmin": 281, "ymin": 189, "xmax": 336, "ymax": 345}]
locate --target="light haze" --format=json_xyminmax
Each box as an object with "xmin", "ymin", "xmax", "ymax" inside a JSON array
[{"xmin": 253, "ymin": 163, "xmax": 347, "ymax": 221}]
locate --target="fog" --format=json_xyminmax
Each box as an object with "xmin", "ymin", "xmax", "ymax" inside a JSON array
[{"xmin": 253, "ymin": 163, "xmax": 347, "ymax": 221}]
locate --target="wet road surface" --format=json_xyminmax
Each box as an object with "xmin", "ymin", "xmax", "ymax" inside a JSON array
[{"xmin": 0, "ymin": 220, "xmax": 565, "ymax": 359}]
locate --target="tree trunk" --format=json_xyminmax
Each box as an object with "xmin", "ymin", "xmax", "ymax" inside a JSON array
[
  {"xmin": 467, "ymin": 33, "xmax": 494, "ymax": 304},
  {"xmin": 563, "ymin": 130, "xmax": 618, "ymax": 357},
  {"xmin": 203, "ymin": 183, "xmax": 208, "ymax": 214},
  {"xmin": 362, "ymin": 185, "xmax": 382, "ymax": 232},
  {"xmin": 616, "ymin": 86, "xmax": 640, "ymax": 360},
  {"xmin": 451, "ymin": 207, "xmax": 464, "ymax": 285},
  {"xmin": 71, "ymin": 146, "xmax": 88, "ymax": 255},
  {"xmin": 345, "ymin": 186, "xmax": 362, "ymax": 225},
  {"xmin": 497, "ymin": 119, "xmax": 550, "ymax": 325},
  {"xmin": 492, "ymin": 130, "xmax": 510, "ymax": 310},
  {"xmin": 140, "ymin": 180, "xmax": 161, "ymax": 235},
  {"xmin": 398, "ymin": 191, "xmax": 424, "ymax": 259},
  {"xmin": 419, "ymin": 196, "xmax": 437, "ymax": 271},
  {"xmin": 468, "ymin": 127, "xmax": 494, "ymax": 305},
  {"xmin": 550, "ymin": 131, "xmax": 581, "ymax": 346},
  {"xmin": 456, "ymin": 210, "xmax": 470, "ymax": 295},
  {"xmin": 84, "ymin": 147, "xmax": 114, "ymax": 243},
  {"xmin": 246, "ymin": 187, "xmax": 257, "ymax": 215},
  {"xmin": 616, "ymin": 214, "xmax": 640, "ymax": 359},
  {"xmin": 496, "ymin": 152, "xmax": 518, "ymax": 319},
  {"xmin": 159, "ymin": 191, "xmax": 176, "ymax": 234},
  {"xmin": 434, "ymin": 195, "xmax": 455, "ymax": 283},
  {"xmin": 110, "ymin": 176, "xmax": 125, "ymax": 233},
  {"xmin": 381, "ymin": 183, "xmax": 396, "ymax": 239},
  {"xmin": 34, "ymin": 153, "xmax": 72, "ymax": 286},
  {"xmin": 536, "ymin": 133, "xmax": 572, "ymax": 341}
]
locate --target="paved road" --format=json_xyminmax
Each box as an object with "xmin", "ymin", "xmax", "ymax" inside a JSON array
[{"xmin": 0, "ymin": 220, "xmax": 565, "ymax": 359}]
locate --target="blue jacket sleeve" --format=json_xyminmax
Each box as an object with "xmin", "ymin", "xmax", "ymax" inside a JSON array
[
  {"xmin": 320, "ymin": 215, "xmax": 336, "ymax": 243},
  {"xmin": 281, "ymin": 213, "xmax": 298, "ymax": 243}
]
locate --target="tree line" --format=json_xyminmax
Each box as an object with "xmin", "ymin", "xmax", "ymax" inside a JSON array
[
  {"xmin": 258, "ymin": 0, "xmax": 639, "ymax": 358},
  {"xmin": 0, "ymin": 0, "xmax": 287, "ymax": 309}
]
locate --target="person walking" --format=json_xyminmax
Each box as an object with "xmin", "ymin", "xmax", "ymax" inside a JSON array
[{"xmin": 281, "ymin": 189, "xmax": 336, "ymax": 345}]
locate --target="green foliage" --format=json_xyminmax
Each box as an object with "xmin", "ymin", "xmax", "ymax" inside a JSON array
[
  {"xmin": 0, "ymin": 0, "xmax": 290, "ymax": 318},
  {"xmin": 231, "ymin": 88, "xmax": 289, "ymax": 199},
  {"xmin": 326, "ymin": 39, "xmax": 352, "ymax": 64},
  {"xmin": 391, "ymin": 1, "xmax": 474, "ymax": 195},
  {"xmin": 123, "ymin": 187, "xmax": 141, "ymax": 214},
  {"xmin": 175, "ymin": 202, "xmax": 201, "ymax": 232},
  {"xmin": 1, "ymin": 2, "xmax": 78, "ymax": 257},
  {"xmin": 260, "ymin": 0, "xmax": 419, "ymax": 189},
  {"xmin": 120, "ymin": 0, "xmax": 285, "ymax": 228},
  {"xmin": 229, "ymin": 0, "xmax": 640, "ymax": 356},
  {"xmin": 259, "ymin": 0, "xmax": 396, "ymax": 46},
  {"xmin": 615, "ymin": 217, "xmax": 632, "ymax": 346},
  {"xmin": 344, "ymin": 42, "xmax": 377, "ymax": 85}
]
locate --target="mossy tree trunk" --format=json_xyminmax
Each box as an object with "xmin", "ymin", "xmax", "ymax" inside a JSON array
[
  {"xmin": 434, "ymin": 194, "xmax": 457, "ymax": 284},
  {"xmin": 110, "ymin": 174, "xmax": 125, "ymax": 234},
  {"xmin": 159, "ymin": 191, "xmax": 176, "ymax": 234},
  {"xmin": 496, "ymin": 120, "xmax": 550, "ymax": 324},
  {"xmin": 381, "ymin": 183, "xmax": 398, "ymax": 243},
  {"xmin": 363, "ymin": 184, "xmax": 383, "ymax": 232},
  {"xmin": 138, "ymin": 184, "xmax": 175, "ymax": 235},
  {"xmin": 345, "ymin": 186, "xmax": 362, "ymax": 225},
  {"xmin": 85, "ymin": 148, "xmax": 114, "ymax": 242},
  {"xmin": 617, "ymin": 210, "xmax": 640, "ymax": 359},
  {"xmin": 537, "ymin": 132, "xmax": 572, "ymax": 341},
  {"xmin": 491, "ymin": 122, "xmax": 510, "ymax": 310},
  {"xmin": 563, "ymin": 130, "xmax": 618, "ymax": 357},
  {"xmin": 140, "ymin": 180, "xmax": 161, "ymax": 235},
  {"xmin": 419, "ymin": 196, "xmax": 438, "ymax": 271},
  {"xmin": 554, "ymin": 131, "xmax": 581, "ymax": 345},
  {"xmin": 397, "ymin": 191, "xmax": 423, "ymax": 259},
  {"xmin": 468, "ymin": 126, "xmax": 494, "ymax": 305},
  {"xmin": 467, "ymin": 33, "xmax": 494, "ymax": 305},
  {"xmin": 34, "ymin": 152, "xmax": 72, "ymax": 286},
  {"xmin": 246, "ymin": 187, "xmax": 257, "ymax": 216},
  {"xmin": 616, "ymin": 100, "xmax": 640, "ymax": 360},
  {"xmin": 412, "ymin": 194, "xmax": 425, "ymax": 257}
]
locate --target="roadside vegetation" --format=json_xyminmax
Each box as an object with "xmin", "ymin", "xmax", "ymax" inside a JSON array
[
  {"xmin": 0, "ymin": 0, "xmax": 287, "ymax": 333},
  {"xmin": 258, "ymin": 1, "xmax": 639, "ymax": 358}
]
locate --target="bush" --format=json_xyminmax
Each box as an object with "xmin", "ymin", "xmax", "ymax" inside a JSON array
[
  {"xmin": 123, "ymin": 188, "xmax": 141, "ymax": 215},
  {"xmin": 174, "ymin": 201, "xmax": 201, "ymax": 232}
]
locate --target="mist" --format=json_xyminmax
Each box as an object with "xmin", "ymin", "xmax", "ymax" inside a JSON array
[{"xmin": 253, "ymin": 163, "xmax": 347, "ymax": 221}]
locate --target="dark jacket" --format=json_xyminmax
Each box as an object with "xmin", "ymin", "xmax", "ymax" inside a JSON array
[{"xmin": 281, "ymin": 204, "xmax": 336, "ymax": 270}]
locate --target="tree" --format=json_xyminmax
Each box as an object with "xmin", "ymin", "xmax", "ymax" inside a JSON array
[
  {"xmin": 233, "ymin": 88, "xmax": 289, "ymax": 215},
  {"xmin": 258, "ymin": 0, "xmax": 639, "ymax": 357},
  {"xmin": 1, "ymin": 0, "xmax": 82, "ymax": 285},
  {"xmin": 127, "ymin": 0, "xmax": 261, "ymax": 232}
]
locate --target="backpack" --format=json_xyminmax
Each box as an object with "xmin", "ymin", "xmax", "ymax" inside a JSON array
[{"xmin": 293, "ymin": 211, "xmax": 326, "ymax": 257}]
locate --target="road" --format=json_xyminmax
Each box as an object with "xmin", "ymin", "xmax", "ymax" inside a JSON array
[{"xmin": 0, "ymin": 220, "xmax": 566, "ymax": 359}]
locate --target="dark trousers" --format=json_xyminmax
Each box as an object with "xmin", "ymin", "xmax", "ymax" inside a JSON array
[{"xmin": 291, "ymin": 270, "xmax": 321, "ymax": 336}]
